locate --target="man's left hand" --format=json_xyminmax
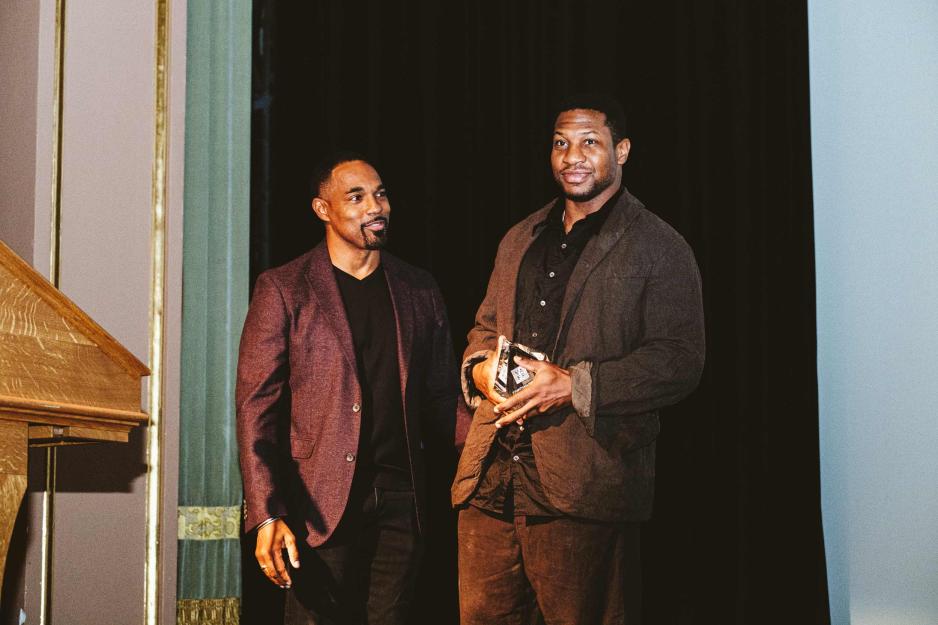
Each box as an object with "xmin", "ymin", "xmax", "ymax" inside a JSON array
[{"xmin": 494, "ymin": 356, "xmax": 572, "ymax": 428}]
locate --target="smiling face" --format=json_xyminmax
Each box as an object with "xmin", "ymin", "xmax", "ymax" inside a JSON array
[
  {"xmin": 312, "ymin": 160, "xmax": 390, "ymax": 253},
  {"xmin": 550, "ymin": 108, "xmax": 631, "ymax": 204}
]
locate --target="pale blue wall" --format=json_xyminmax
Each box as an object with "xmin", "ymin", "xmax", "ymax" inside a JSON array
[{"xmin": 809, "ymin": 1, "xmax": 938, "ymax": 624}]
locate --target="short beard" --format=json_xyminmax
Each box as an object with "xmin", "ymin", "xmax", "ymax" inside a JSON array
[
  {"xmin": 361, "ymin": 222, "xmax": 389, "ymax": 250},
  {"xmin": 560, "ymin": 167, "xmax": 616, "ymax": 202}
]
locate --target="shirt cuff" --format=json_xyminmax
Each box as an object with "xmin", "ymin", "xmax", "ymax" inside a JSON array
[
  {"xmin": 461, "ymin": 351, "xmax": 490, "ymax": 409},
  {"xmin": 569, "ymin": 360, "xmax": 595, "ymax": 436}
]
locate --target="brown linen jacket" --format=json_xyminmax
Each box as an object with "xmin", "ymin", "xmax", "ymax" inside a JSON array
[
  {"xmin": 237, "ymin": 242, "xmax": 460, "ymax": 547},
  {"xmin": 452, "ymin": 189, "xmax": 705, "ymax": 521}
]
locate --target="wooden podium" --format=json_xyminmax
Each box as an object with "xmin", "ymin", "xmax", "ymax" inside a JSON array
[{"xmin": 0, "ymin": 241, "xmax": 149, "ymax": 590}]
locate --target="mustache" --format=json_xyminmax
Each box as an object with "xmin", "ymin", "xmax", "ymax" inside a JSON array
[{"xmin": 362, "ymin": 216, "xmax": 388, "ymax": 227}]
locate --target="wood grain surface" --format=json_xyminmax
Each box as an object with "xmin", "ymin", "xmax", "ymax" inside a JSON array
[
  {"xmin": 0, "ymin": 241, "xmax": 149, "ymax": 422},
  {"xmin": 0, "ymin": 243, "xmax": 151, "ymax": 591},
  {"xmin": 0, "ymin": 421, "xmax": 27, "ymax": 592},
  {"xmin": 0, "ymin": 240, "xmax": 148, "ymax": 377}
]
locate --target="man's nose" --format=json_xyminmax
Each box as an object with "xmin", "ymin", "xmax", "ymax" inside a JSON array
[
  {"xmin": 564, "ymin": 145, "xmax": 585, "ymax": 165},
  {"xmin": 364, "ymin": 194, "xmax": 382, "ymax": 214}
]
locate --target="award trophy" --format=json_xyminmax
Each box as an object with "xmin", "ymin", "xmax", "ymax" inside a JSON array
[{"xmin": 492, "ymin": 335, "xmax": 547, "ymax": 398}]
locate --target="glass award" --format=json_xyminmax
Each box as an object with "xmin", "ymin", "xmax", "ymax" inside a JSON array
[{"xmin": 493, "ymin": 335, "xmax": 547, "ymax": 397}]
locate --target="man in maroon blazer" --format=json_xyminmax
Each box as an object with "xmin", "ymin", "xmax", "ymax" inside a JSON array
[
  {"xmin": 236, "ymin": 153, "xmax": 460, "ymax": 624},
  {"xmin": 454, "ymin": 95, "xmax": 706, "ymax": 624}
]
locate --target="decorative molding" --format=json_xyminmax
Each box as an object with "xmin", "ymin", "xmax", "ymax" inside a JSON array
[
  {"xmin": 48, "ymin": 0, "xmax": 65, "ymax": 286},
  {"xmin": 176, "ymin": 598, "xmax": 240, "ymax": 625},
  {"xmin": 39, "ymin": 446, "xmax": 55, "ymax": 625},
  {"xmin": 177, "ymin": 507, "xmax": 241, "ymax": 541},
  {"xmin": 144, "ymin": 0, "xmax": 170, "ymax": 623},
  {"xmin": 40, "ymin": 0, "xmax": 68, "ymax": 620},
  {"xmin": 0, "ymin": 395, "xmax": 148, "ymax": 429}
]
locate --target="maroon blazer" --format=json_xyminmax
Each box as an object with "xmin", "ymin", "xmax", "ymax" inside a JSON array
[{"xmin": 236, "ymin": 242, "xmax": 460, "ymax": 547}]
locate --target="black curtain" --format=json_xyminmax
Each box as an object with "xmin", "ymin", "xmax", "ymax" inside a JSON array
[{"xmin": 247, "ymin": 1, "xmax": 829, "ymax": 623}]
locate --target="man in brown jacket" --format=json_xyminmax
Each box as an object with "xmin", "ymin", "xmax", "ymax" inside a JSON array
[
  {"xmin": 237, "ymin": 153, "xmax": 459, "ymax": 624},
  {"xmin": 454, "ymin": 94, "xmax": 706, "ymax": 624}
]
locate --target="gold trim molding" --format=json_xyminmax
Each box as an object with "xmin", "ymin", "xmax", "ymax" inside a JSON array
[
  {"xmin": 177, "ymin": 507, "xmax": 241, "ymax": 541},
  {"xmin": 144, "ymin": 0, "xmax": 170, "ymax": 623},
  {"xmin": 176, "ymin": 598, "xmax": 240, "ymax": 625},
  {"xmin": 49, "ymin": 0, "xmax": 66, "ymax": 286},
  {"xmin": 38, "ymin": 445, "xmax": 55, "ymax": 625},
  {"xmin": 40, "ymin": 0, "xmax": 68, "ymax": 621}
]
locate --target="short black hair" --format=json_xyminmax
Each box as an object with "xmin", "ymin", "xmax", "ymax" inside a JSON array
[
  {"xmin": 309, "ymin": 150, "xmax": 370, "ymax": 199},
  {"xmin": 552, "ymin": 93, "xmax": 628, "ymax": 144}
]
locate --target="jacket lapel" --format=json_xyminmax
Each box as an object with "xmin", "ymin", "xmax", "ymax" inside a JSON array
[
  {"xmin": 382, "ymin": 254, "xmax": 414, "ymax": 399},
  {"xmin": 498, "ymin": 206, "xmax": 552, "ymax": 338},
  {"xmin": 552, "ymin": 190, "xmax": 643, "ymax": 357},
  {"xmin": 304, "ymin": 243, "xmax": 357, "ymax": 374}
]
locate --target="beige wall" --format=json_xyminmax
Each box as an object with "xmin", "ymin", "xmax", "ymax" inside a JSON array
[
  {"xmin": 0, "ymin": 0, "xmax": 41, "ymax": 263},
  {"xmin": 0, "ymin": 1, "xmax": 187, "ymax": 623}
]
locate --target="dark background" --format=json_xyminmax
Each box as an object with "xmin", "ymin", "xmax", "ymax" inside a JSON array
[{"xmin": 245, "ymin": 1, "xmax": 829, "ymax": 623}]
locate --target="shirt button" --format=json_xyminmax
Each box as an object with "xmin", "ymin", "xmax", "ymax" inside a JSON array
[
  {"xmin": 346, "ymin": 452, "xmax": 356, "ymax": 462},
  {"xmin": 352, "ymin": 403, "xmax": 361, "ymax": 412},
  {"xmin": 531, "ymin": 332, "xmax": 538, "ymax": 338},
  {"xmin": 548, "ymin": 271, "xmax": 555, "ymax": 278},
  {"xmin": 512, "ymin": 455, "xmax": 520, "ymax": 462},
  {"xmin": 561, "ymin": 243, "xmax": 567, "ymax": 249},
  {"xmin": 539, "ymin": 300, "xmax": 546, "ymax": 307}
]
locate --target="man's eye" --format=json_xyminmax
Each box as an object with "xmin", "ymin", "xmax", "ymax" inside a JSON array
[
  {"xmin": 585, "ymin": 138, "xmax": 597, "ymax": 145},
  {"xmin": 554, "ymin": 139, "xmax": 567, "ymax": 148},
  {"xmin": 349, "ymin": 194, "xmax": 362, "ymax": 202},
  {"xmin": 375, "ymin": 190, "xmax": 388, "ymax": 199}
]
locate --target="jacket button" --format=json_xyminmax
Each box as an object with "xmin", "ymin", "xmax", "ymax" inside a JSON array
[
  {"xmin": 352, "ymin": 403, "xmax": 361, "ymax": 413},
  {"xmin": 346, "ymin": 452, "xmax": 355, "ymax": 462}
]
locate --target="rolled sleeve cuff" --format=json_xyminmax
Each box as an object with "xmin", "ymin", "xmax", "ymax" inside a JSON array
[
  {"xmin": 570, "ymin": 360, "xmax": 595, "ymax": 436},
  {"xmin": 461, "ymin": 351, "xmax": 490, "ymax": 409}
]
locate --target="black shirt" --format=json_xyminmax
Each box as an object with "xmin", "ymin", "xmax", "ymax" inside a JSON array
[
  {"xmin": 470, "ymin": 189, "xmax": 619, "ymax": 516},
  {"xmin": 333, "ymin": 265, "xmax": 412, "ymax": 491}
]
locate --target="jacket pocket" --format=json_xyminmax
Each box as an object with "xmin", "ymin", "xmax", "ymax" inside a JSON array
[{"xmin": 291, "ymin": 436, "xmax": 316, "ymax": 459}]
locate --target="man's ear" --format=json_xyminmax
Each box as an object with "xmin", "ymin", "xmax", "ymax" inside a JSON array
[
  {"xmin": 312, "ymin": 198, "xmax": 330, "ymax": 223},
  {"xmin": 615, "ymin": 138, "xmax": 631, "ymax": 165}
]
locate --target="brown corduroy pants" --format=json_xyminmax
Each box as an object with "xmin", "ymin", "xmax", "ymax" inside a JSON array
[{"xmin": 457, "ymin": 505, "xmax": 642, "ymax": 625}]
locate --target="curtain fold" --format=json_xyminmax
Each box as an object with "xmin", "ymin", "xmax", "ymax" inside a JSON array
[{"xmin": 178, "ymin": 0, "xmax": 251, "ymax": 623}]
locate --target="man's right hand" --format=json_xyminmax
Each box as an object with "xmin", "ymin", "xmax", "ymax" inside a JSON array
[
  {"xmin": 471, "ymin": 349, "xmax": 507, "ymax": 407},
  {"xmin": 255, "ymin": 519, "xmax": 300, "ymax": 589}
]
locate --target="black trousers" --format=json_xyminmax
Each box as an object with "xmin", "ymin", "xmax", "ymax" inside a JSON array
[{"xmin": 284, "ymin": 487, "xmax": 423, "ymax": 625}]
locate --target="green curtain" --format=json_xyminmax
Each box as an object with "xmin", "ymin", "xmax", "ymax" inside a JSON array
[{"xmin": 178, "ymin": 1, "xmax": 251, "ymax": 623}]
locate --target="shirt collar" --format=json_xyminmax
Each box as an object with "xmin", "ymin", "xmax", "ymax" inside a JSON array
[{"xmin": 532, "ymin": 186, "xmax": 624, "ymax": 234}]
